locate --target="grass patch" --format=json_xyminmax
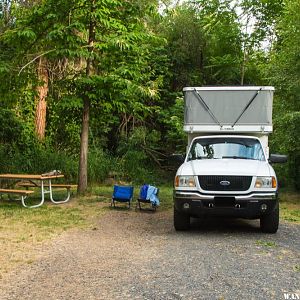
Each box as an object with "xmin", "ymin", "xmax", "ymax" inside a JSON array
[
  {"xmin": 0, "ymin": 192, "xmax": 103, "ymax": 278},
  {"xmin": 279, "ymin": 192, "xmax": 300, "ymax": 224},
  {"xmin": 256, "ymin": 240, "xmax": 277, "ymax": 247}
]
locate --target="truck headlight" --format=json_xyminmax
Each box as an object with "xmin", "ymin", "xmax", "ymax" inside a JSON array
[
  {"xmin": 255, "ymin": 176, "xmax": 276, "ymax": 188},
  {"xmin": 175, "ymin": 176, "xmax": 196, "ymax": 187}
]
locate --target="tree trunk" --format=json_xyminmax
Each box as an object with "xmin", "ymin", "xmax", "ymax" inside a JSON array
[
  {"xmin": 241, "ymin": 16, "xmax": 250, "ymax": 86},
  {"xmin": 35, "ymin": 57, "xmax": 48, "ymax": 140},
  {"xmin": 78, "ymin": 97, "xmax": 90, "ymax": 193},
  {"xmin": 240, "ymin": 45, "xmax": 247, "ymax": 86},
  {"xmin": 77, "ymin": 1, "xmax": 95, "ymax": 193}
]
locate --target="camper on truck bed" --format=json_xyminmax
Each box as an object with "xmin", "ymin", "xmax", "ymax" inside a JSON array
[{"xmin": 173, "ymin": 86, "xmax": 287, "ymax": 233}]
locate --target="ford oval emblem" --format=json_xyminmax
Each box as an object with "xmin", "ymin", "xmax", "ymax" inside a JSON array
[{"xmin": 220, "ymin": 180, "xmax": 231, "ymax": 186}]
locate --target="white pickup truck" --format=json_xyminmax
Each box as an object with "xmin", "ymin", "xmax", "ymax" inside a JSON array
[{"xmin": 173, "ymin": 86, "xmax": 287, "ymax": 233}]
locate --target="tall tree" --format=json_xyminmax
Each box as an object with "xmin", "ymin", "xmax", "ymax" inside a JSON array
[
  {"xmin": 34, "ymin": 57, "xmax": 49, "ymax": 140},
  {"xmin": 78, "ymin": 0, "xmax": 96, "ymax": 192},
  {"xmin": 2, "ymin": 0, "xmax": 161, "ymax": 192}
]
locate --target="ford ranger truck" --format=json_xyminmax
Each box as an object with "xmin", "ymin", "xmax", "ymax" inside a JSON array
[{"xmin": 173, "ymin": 87, "xmax": 287, "ymax": 233}]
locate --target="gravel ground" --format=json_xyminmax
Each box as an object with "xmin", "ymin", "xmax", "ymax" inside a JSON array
[{"xmin": 0, "ymin": 205, "xmax": 299, "ymax": 300}]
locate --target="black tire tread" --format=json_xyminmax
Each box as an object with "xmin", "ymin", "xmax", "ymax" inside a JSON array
[
  {"xmin": 260, "ymin": 203, "xmax": 279, "ymax": 233},
  {"xmin": 174, "ymin": 207, "xmax": 190, "ymax": 231}
]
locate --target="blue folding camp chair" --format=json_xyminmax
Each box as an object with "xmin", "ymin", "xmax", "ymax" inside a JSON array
[
  {"xmin": 136, "ymin": 184, "xmax": 159, "ymax": 212},
  {"xmin": 111, "ymin": 185, "xmax": 134, "ymax": 208}
]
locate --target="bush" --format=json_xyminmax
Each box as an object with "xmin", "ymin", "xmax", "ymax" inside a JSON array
[
  {"xmin": 115, "ymin": 127, "xmax": 168, "ymax": 184},
  {"xmin": 0, "ymin": 109, "xmax": 23, "ymax": 143},
  {"xmin": 0, "ymin": 142, "xmax": 78, "ymax": 181},
  {"xmin": 271, "ymin": 112, "xmax": 300, "ymax": 190},
  {"xmin": 88, "ymin": 148, "xmax": 114, "ymax": 183}
]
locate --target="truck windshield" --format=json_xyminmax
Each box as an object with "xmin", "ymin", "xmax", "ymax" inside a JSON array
[{"xmin": 187, "ymin": 137, "xmax": 265, "ymax": 161}]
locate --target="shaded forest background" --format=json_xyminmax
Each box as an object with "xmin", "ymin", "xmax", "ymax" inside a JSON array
[{"xmin": 0, "ymin": 0, "xmax": 299, "ymax": 191}]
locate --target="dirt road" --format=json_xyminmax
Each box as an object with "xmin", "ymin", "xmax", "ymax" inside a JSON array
[{"xmin": 0, "ymin": 207, "xmax": 299, "ymax": 300}]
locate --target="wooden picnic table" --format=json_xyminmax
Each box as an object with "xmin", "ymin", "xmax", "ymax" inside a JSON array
[
  {"xmin": 0, "ymin": 173, "xmax": 76, "ymax": 208},
  {"xmin": 0, "ymin": 174, "xmax": 64, "ymax": 180}
]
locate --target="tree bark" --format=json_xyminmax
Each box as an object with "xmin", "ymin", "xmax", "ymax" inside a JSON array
[
  {"xmin": 77, "ymin": 1, "xmax": 95, "ymax": 193},
  {"xmin": 240, "ymin": 46, "xmax": 247, "ymax": 86},
  {"xmin": 78, "ymin": 97, "xmax": 90, "ymax": 193},
  {"xmin": 241, "ymin": 16, "xmax": 250, "ymax": 86},
  {"xmin": 35, "ymin": 57, "xmax": 48, "ymax": 141}
]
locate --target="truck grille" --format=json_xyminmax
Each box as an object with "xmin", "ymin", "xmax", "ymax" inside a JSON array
[{"xmin": 198, "ymin": 175, "xmax": 252, "ymax": 191}]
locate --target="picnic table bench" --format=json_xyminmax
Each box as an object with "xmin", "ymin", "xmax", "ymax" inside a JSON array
[{"xmin": 0, "ymin": 188, "xmax": 35, "ymax": 208}]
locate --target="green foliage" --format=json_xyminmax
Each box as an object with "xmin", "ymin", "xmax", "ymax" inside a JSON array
[
  {"xmin": 88, "ymin": 148, "xmax": 113, "ymax": 183},
  {"xmin": 271, "ymin": 112, "xmax": 300, "ymax": 190},
  {"xmin": 159, "ymin": 4, "xmax": 206, "ymax": 89},
  {"xmin": 269, "ymin": 0, "xmax": 300, "ymax": 110},
  {"xmin": 240, "ymin": 0, "xmax": 283, "ymax": 45},
  {"xmin": 267, "ymin": 0, "xmax": 300, "ymax": 190},
  {"xmin": 196, "ymin": 0, "xmax": 243, "ymax": 84},
  {"xmin": 0, "ymin": 142, "xmax": 78, "ymax": 180},
  {"xmin": 158, "ymin": 96, "xmax": 186, "ymax": 153},
  {"xmin": 116, "ymin": 127, "xmax": 165, "ymax": 184},
  {"xmin": 0, "ymin": 0, "xmax": 299, "ymax": 191},
  {"xmin": 46, "ymin": 95, "xmax": 82, "ymax": 154},
  {"xmin": 0, "ymin": 108, "xmax": 23, "ymax": 143},
  {"xmin": 0, "ymin": 140, "xmax": 119, "ymax": 185}
]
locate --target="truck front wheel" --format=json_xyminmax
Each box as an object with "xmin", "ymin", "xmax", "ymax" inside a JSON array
[
  {"xmin": 174, "ymin": 207, "xmax": 190, "ymax": 231},
  {"xmin": 260, "ymin": 204, "xmax": 279, "ymax": 233}
]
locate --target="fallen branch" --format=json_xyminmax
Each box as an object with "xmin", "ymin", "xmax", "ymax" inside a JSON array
[{"xmin": 18, "ymin": 49, "xmax": 57, "ymax": 75}]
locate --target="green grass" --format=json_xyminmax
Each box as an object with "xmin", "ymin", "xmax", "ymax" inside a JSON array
[
  {"xmin": 256, "ymin": 240, "xmax": 277, "ymax": 247},
  {"xmin": 279, "ymin": 192, "xmax": 300, "ymax": 224},
  {"xmin": 0, "ymin": 201, "xmax": 87, "ymax": 235}
]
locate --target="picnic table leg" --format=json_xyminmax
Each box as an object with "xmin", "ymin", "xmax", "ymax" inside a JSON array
[
  {"xmin": 47, "ymin": 179, "xmax": 71, "ymax": 204},
  {"xmin": 21, "ymin": 194, "xmax": 44, "ymax": 208}
]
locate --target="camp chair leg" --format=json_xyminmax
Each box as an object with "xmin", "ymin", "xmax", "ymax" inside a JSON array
[{"xmin": 111, "ymin": 199, "xmax": 117, "ymax": 208}]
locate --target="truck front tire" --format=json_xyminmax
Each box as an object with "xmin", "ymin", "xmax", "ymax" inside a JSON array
[
  {"xmin": 174, "ymin": 207, "xmax": 190, "ymax": 231},
  {"xmin": 260, "ymin": 204, "xmax": 279, "ymax": 233}
]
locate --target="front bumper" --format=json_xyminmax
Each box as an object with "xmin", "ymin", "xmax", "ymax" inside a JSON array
[{"xmin": 174, "ymin": 190, "xmax": 278, "ymax": 219}]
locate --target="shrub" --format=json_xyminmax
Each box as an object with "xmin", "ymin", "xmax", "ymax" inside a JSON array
[{"xmin": 88, "ymin": 148, "xmax": 113, "ymax": 183}]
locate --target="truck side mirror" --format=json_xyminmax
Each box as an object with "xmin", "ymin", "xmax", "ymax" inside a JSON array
[{"xmin": 269, "ymin": 154, "xmax": 288, "ymax": 164}]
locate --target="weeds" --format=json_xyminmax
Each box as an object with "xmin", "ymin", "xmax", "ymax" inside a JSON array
[
  {"xmin": 294, "ymin": 265, "xmax": 300, "ymax": 272},
  {"xmin": 280, "ymin": 192, "xmax": 300, "ymax": 224},
  {"xmin": 256, "ymin": 240, "xmax": 277, "ymax": 248}
]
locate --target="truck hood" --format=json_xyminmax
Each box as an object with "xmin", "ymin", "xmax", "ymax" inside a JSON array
[{"xmin": 177, "ymin": 159, "xmax": 272, "ymax": 176}]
